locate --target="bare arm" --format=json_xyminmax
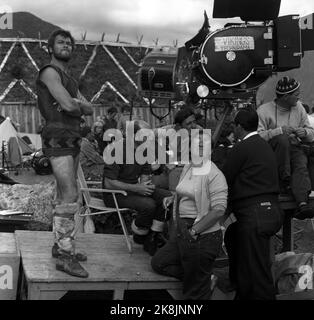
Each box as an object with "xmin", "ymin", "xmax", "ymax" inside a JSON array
[
  {"xmin": 75, "ymin": 91, "xmax": 100, "ymax": 116},
  {"xmin": 190, "ymin": 205, "xmax": 226, "ymax": 234},
  {"xmin": 40, "ymin": 67, "xmax": 81, "ymax": 117}
]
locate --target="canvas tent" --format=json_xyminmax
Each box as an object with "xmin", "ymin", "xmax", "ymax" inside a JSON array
[{"xmin": 0, "ymin": 117, "xmax": 34, "ymax": 168}]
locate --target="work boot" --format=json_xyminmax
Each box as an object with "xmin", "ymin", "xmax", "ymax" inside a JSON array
[
  {"xmin": 143, "ymin": 231, "xmax": 167, "ymax": 256},
  {"xmin": 52, "ymin": 243, "xmax": 87, "ymax": 262},
  {"xmin": 294, "ymin": 203, "xmax": 314, "ymax": 220},
  {"xmin": 133, "ymin": 234, "xmax": 147, "ymax": 245},
  {"xmin": 56, "ymin": 253, "xmax": 89, "ymax": 278},
  {"xmin": 131, "ymin": 220, "xmax": 149, "ymax": 244}
]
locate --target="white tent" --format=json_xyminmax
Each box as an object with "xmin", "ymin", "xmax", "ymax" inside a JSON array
[{"xmin": 0, "ymin": 117, "xmax": 34, "ymax": 167}]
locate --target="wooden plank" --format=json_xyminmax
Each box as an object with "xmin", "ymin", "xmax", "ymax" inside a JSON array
[
  {"xmin": 14, "ymin": 105, "xmax": 19, "ymax": 130},
  {"xmin": 277, "ymin": 290, "xmax": 314, "ymax": 300},
  {"xmin": 0, "ymin": 233, "xmax": 20, "ymax": 300},
  {"xmin": 37, "ymin": 290, "xmax": 67, "ymax": 300},
  {"xmin": 31, "ymin": 105, "xmax": 36, "ymax": 134},
  {"xmin": 15, "ymin": 231, "xmax": 180, "ymax": 285},
  {"xmin": 27, "ymin": 283, "xmax": 41, "ymax": 300},
  {"xmin": 0, "ymin": 233, "xmax": 17, "ymax": 254}
]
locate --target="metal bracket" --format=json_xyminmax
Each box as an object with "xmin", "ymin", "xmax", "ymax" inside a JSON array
[
  {"xmin": 199, "ymin": 55, "xmax": 208, "ymax": 65},
  {"xmin": 263, "ymin": 27, "xmax": 273, "ymax": 40}
]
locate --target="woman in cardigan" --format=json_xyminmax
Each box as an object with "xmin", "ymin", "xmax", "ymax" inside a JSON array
[{"xmin": 151, "ymin": 130, "xmax": 228, "ymax": 300}]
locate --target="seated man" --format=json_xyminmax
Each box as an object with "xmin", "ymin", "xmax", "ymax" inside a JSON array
[
  {"xmin": 79, "ymin": 126, "xmax": 105, "ymax": 181},
  {"xmin": 102, "ymin": 120, "xmax": 172, "ymax": 256},
  {"xmin": 257, "ymin": 76, "xmax": 314, "ymax": 219}
]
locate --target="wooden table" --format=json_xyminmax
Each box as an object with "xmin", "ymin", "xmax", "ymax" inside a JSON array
[
  {"xmin": 15, "ymin": 231, "xmax": 181, "ymax": 300},
  {"xmin": 0, "ymin": 214, "xmax": 32, "ymax": 232}
]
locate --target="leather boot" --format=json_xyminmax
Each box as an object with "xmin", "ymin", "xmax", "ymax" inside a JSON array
[
  {"xmin": 52, "ymin": 243, "xmax": 87, "ymax": 262},
  {"xmin": 294, "ymin": 203, "xmax": 314, "ymax": 220},
  {"xmin": 56, "ymin": 252, "xmax": 89, "ymax": 278},
  {"xmin": 143, "ymin": 231, "xmax": 167, "ymax": 256},
  {"xmin": 131, "ymin": 219, "xmax": 149, "ymax": 244},
  {"xmin": 133, "ymin": 234, "xmax": 147, "ymax": 245}
]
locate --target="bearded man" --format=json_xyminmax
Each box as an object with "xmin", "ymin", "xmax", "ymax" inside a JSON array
[{"xmin": 36, "ymin": 29, "xmax": 99, "ymax": 277}]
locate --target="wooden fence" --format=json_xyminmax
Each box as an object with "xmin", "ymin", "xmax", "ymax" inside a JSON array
[{"xmin": 0, "ymin": 102, "xmax": 175, "ymax": 134}]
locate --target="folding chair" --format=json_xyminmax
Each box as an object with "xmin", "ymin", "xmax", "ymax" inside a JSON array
[{"xmin": 77, "ymin": 163, "xmax": 133, "ymax": 253}]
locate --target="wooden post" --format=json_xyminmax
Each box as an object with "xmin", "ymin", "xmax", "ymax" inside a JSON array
[{"xmin": 282, "ymin": 209, "xmax": 294, "ymax": 252}]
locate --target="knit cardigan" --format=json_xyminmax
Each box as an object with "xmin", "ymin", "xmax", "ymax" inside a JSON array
[
  {"xmin": 257, "ymin": 100, "xmax": 314, "ymax": 142},
  {"xmin": 173, "ymin": 161, "xmax": 228, "ymax": 234}
]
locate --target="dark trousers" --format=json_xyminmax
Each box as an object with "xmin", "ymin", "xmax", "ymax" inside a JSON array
[
  {"xmin": 269, "ymin": 135, "xmax": 311, "ymax": 203},
  {"xmin": 151, "ymin": 218, "xmax": 222, "ymax": 300},
  {"xmin": 103, "ymin": 188, "xmax": 172, "ymax": 229},
  {"xmin": 224, "ymin": 201, "xmax": 283, "ymax": 300}
]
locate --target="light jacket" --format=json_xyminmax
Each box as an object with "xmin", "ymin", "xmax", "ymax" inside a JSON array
[{"xmin": 173, "ymin": 161, "xmax": 228, "ymax": 234}]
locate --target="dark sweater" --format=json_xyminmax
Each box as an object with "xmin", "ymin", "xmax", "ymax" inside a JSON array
[{"xmin": 222, "ymin": 134, "xmax": 279, "ymax": 209}]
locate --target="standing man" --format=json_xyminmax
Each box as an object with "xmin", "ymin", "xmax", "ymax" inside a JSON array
[
  {"xmin": 222, "ymin": 109, "xmax": 283, "ymax": 300},
  {"xmin": 257, "ymin": 77, "xmax": 314, "ymax": 219},
  {"xmin": 36, "ymin": 29, "xmax": 98, "ymax": 278}
]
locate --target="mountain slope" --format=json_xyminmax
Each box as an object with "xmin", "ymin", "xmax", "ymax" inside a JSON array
[{"xmin": 0, "ymin": 12, "xmax": 60, "ymax": 39}]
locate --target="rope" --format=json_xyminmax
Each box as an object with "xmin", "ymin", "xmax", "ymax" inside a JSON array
[
  {"xmin": 0, "ymin": 42, "xmax": 16, "ymax": 73},
  {"xmin": 21, "ymin": 42, "xmax": 39, "ymax": 71},
  {"xmin": 121, "ymin": 47, "xmax": 142, "ymax": 67}
]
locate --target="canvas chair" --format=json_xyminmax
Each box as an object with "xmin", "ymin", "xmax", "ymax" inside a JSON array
[{"xmin": 77, "ymin": 163, "xmax": 132, "ymax": 253}]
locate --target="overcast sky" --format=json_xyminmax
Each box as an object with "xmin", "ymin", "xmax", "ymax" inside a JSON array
[{"xmin": 4, "ymin": 0, "xmax": 314, "ymax": 45}]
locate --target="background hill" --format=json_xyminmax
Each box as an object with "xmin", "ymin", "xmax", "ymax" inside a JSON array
[{"xmin": 0, "ymin": 12, "xmax": 60, "ymax": 39}]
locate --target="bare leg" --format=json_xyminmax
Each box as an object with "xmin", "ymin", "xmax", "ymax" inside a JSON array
[
  {"xmin": 49, "ymin": 155, "xmax": 88, "ymax": 278},
  {"xmin": 50, "ymin": 155, "xmax": 78, "ymax": 204}
]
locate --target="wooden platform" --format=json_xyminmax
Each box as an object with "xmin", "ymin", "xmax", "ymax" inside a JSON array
[{"xmin": 15, "ymin": 231, "xmax": 181, "ymax": 300}]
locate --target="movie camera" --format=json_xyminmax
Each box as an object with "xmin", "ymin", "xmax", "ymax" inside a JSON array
[{"xmin": 138, "ymin": 0, "xmax": 314, "ymax": 103}]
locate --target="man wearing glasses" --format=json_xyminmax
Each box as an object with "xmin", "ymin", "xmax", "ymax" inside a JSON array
[{"xmin": 257, "ymin": 77, "xmax": 314, "ymax": 219}]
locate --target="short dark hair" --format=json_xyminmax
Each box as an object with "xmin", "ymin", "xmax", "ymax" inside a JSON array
[
  {"xmin": 174, "ymin": 107, "xmax": 195, "ymax": 125},
  {"xmin": 47, "ymin": 29, "xmax": 75, "ymax": 55},
  {"xmin": 234, "ymin": 109, "xmax": 258, "ymax": 132},
  {"xmin": 108, "ymin": 107, "xmax": 118, "ymax": 115}
]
